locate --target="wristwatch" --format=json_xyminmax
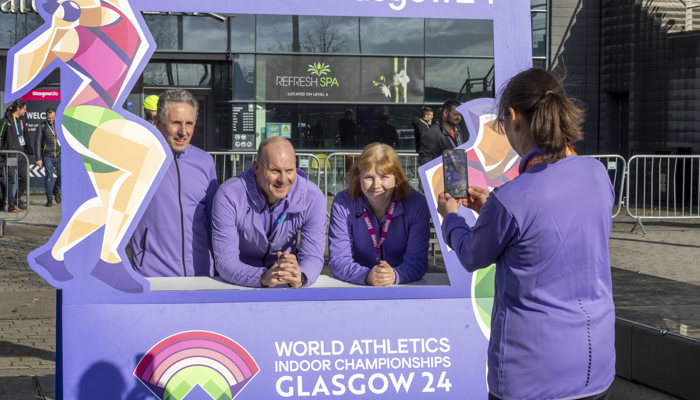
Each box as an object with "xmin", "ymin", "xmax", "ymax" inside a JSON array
[{"xmin": 299, "ymin": 272, "xmax": 308, "ymax": 287}]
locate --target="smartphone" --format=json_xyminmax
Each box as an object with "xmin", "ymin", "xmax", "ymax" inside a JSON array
[{"xmin": 442, "ymin": 149, "xmax": 469, "ymax": 198}]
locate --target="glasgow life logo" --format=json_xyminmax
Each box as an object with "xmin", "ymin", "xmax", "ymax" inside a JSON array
[{"xmin": 275, "ymin": 62, "xmax": 340, "ymax": 89}]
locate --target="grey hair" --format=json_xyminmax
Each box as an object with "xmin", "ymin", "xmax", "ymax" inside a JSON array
[{"xmin": 156, "ymin": 89, "xmax": 198, "ymax": 122}]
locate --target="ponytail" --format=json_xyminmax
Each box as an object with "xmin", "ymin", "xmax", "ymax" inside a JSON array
[{"xmin": 499, "ymin": 68, "xmax": 584, "ymax": 159}]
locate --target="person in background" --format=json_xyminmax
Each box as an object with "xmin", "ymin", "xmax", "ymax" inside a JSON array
[
  {"xmin": 437, "ymin": 67, "xmax": 615, "ymax": 400},
  {"xmin": 143, "ymin": 94, "xmax": 159, "ymax": 125},
  {"xmin": 418, "ymin": 99, "xmax": 463, "ymax": 165},
  {"xmin": 211, "ymin": 137, "xmax": 327, "ymax": 288},
  {"xmin": 337, "ymin": 108, "xmax": 358, "ymax": 149},
  {"xmin": 412, "ymin": 106, "xmax": 433, "ymax": 153},
  {"xmin": 0, "ymin": 100, "xmax": 33, "ymax": 213},
  {"xmin": 130, "ymin": 89, "xmax": 217, "ymax": 277},
  {"xmin": 372, "ymin": 113, "xmax": 399, "ymax": 148},
  {"xmin": 35, "ymin": 108, "xmax": 61, "ymax": 207},
  {"xmin": 328, "ymin": 142, "xmax": 430, "ymax": 285}
]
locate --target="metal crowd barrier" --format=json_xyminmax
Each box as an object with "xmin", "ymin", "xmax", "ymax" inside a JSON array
[
  {"xmin": 208, "ymin": 150, "xmax": 700, "ymax": 234},
  {"xmin": 208, "ymin": 151, "xmax": 322, "ymax": 185},
  {"xmin": 624, "ymin": 155, "xmax": 700, "ymax": 233},
  {"xmin": 323, "ymin": 152, "xmax": 421, "ymax": 198},
  {"xmin": 586, "ymin": 155, "xmax": 627, "ymax": 218},
  {"xmin": 0, "ymin": 150, "xmax": 31, "ymax": 237}
]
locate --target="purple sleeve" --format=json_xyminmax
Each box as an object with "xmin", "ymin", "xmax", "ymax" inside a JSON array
[
  {"xmin": 328, "ymin": 193, "xmax": 372, "ymax": 285},
  {"xmin": 296, "ymin": 187, "xmax": 328, "ymax": 286},
  {"xmin": 441, "ymin": 194, "xmax": 518, "ymax": 272},
  {"xmin": 211, "ymin": 184, "xmax": 265, "ymax": 287},
  {"xmin": 392, "ymin": 196, "xmax": 430, "ymax": 284}
]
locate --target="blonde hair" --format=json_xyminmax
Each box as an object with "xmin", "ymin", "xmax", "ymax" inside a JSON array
[{"xmin": 348, "ymin": 143, "xmax": 412, "ymax": 201}]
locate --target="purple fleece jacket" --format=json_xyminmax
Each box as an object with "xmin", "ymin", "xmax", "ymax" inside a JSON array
[
  {"xmin": 130, "ymin": 145, "xmax": 217, "ymax": 277},
  {"xmin": 211, "ymin": 167, "xmax": 327, "ymax": 287},
  {"xmin": 328, "ymin": 188, "xmax": 430, "ymax": 285},
  {"xmin": 442, "ymin": 148, "xmax": 616, "ymax": 400}
]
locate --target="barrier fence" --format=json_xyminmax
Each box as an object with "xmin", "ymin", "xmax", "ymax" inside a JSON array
[
  {"xmin": 0, "ymin": 150, "xmax": 31, "ymax": 236},
  {"xmin": 206, "ymin": 151, "xmax": 700, "ymax": 232},
  {"xmin": 625, "ymin": 155, "xmax": 700, "ymax": 233}
]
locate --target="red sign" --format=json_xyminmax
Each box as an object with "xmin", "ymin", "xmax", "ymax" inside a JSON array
[{"xmin": 21, "ymin": 89, "xmax": 61, "ymax": 101}]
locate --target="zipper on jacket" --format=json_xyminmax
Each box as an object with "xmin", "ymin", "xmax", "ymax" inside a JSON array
[
  {"xmin": 139, "ymin": 228, "xmax": 148, "ymax": 267},
  {"xmin": 262, "ymin": 206, "xmax": 277, "ymax": 268},
  {"xmin": 174, "ymin": 154, "xmax": 187, "ymax": 276}
]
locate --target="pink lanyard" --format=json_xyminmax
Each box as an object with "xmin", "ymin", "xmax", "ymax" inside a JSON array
[{"xmin": 362, "ymin": 199, "xmax": 397, "ymax": 262}]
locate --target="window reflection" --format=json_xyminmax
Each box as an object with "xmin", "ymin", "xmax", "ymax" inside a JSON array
[
  {"xmin": 256, "ymin": 15, "xmax": 293, "ymax": 52},
  {"xmin": 143, "ymin": 13, "xmax": 227, "ymax": 52},
  {"xmin": 259, "ymin": 104, "xmax": 423, "ymax": 152},
  {"xmin": 230, "ymin": 14, "xmax": 255, "ymax": 53},
  {"xmin": 233, "ymin": 55, "xmax": 255, "ymax": 100},
  {"xmin": 360, "ymin": 17, "xmax": 424, "ymax": 55},
  {"xmin": 425, "ymin": 58, "xmax": 494, "ymax": 103},
  {"xmin": 425, "ymin": 19, "xmax": 494, "ymax": 57},
  {"xmin": 532, "ymin": 12, "xmax": 547, "ymax": 58},
  {"xmin": 531, "ymin": 0, "xmax": 548, "ymax": 11},
  {"xmin": 143, "ymin": 63, "xmax": 212, "ymax": 87}
]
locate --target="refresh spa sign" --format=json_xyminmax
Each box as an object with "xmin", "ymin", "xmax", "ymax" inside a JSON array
[{"xmin": 260, "ymin": 54, "xmax": 423, "ymax": 103}]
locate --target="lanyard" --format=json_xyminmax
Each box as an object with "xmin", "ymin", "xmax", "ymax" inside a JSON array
[
  {"xmin": 13, "ymin": 119, "xmax": 20, "ymax": 136},
  {"xmin": 524, "ymin": 146, "xmax": 577, "ymax": 172},
  {"xmin": 362, "ymin": 199, "xmax": 397, "ymax": 262},
  {"xmin": 448, "ymin": 129, "xmax": 461, "ymax": 146}
]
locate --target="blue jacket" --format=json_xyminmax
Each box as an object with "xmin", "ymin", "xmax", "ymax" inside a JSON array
[
  {"xmin": 130, "ymin": 145, "xmax": 217, "ymax": 277},
  {"xmin": 211, "ymin": 167, "xmax": 327, "ymax": 287},
  {"xmin": 328, "ymin": 188, "xmax": 430, "ymax": 285},
  {"xmin": 442, "ymin": 148, "xmax": 616, "ymax": 400}
]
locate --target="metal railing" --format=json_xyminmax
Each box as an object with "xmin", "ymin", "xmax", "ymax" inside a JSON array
[
  {"xmin": 207, "ymin": 150, "xmax": 700, "ymax": 234},
  {"xmin": 0, "ymin": 150, "xmax": 31, "ymax": 237},
  {"xmin": 208, "ymin": 151, "xmax": 322, "ymax": 185},
  {"xmin": 322, "ymin": 152, "xmax": 421, "ymax": 197},
  {"xmin": 624, "ymin": 155, "xmax": 700, "ymax": 233},
  {"xmin": 586, "ymin": 155, "xmax": 627, "ymax": 218}
]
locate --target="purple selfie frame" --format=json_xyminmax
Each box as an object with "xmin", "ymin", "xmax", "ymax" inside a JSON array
[{"xmin": 6, "ymin": 0, "xmax": 532, "ymax": 306}]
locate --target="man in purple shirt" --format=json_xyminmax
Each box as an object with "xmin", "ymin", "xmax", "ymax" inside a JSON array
[
  {"xmin": 130, "ymin": 89, "xmax": 218, "ymax": 277},
  {"xmin": 211, "ymin": 137, "xmax": 326, "ymax": 288}
]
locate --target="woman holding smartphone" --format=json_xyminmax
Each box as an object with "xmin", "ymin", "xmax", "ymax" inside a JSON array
[
  {"xmin": 328, "ymin": 143, "xmax": 430, "ymax": 286},
  {"xmin": 437, "ymin": 68, "xmax": 615, "ymax": 400}
]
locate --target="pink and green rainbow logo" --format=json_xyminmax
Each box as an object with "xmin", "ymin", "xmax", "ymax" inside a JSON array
[{"xmin": 134, "ymin": 331, "xmax": 259, "ymax": 400}]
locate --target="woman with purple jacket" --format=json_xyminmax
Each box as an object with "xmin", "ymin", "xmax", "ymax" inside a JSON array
[
  {"xmin": 438, "ymin": 68, "xmax": 615, "ymax": 400},
  {"xmin": 328, "ymin": 143, "xmax": 430, "ymax": 286}
]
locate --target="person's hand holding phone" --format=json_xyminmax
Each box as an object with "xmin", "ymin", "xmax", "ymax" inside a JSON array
[{"xmin": 461, "ymin": 186, "xmax": 489, "ymax": 214}]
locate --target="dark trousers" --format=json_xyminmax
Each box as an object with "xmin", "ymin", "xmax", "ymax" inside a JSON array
[
  {"xmin": 7, "ymin": 156, "xmax": 27, "ymax": 208},
  {"xmin": 43, "ymin": 156, "xmax": 61, "ymax": 196}
]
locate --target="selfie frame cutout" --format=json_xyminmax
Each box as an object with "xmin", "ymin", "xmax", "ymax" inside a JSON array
[{"xmin": 5, "ymin": 0, "xmax": 532, "ymax": 305}]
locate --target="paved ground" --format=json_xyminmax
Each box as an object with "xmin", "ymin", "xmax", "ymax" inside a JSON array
[{"xmin": 0, "ymin": 196, "xmax": 697, "ymax": 399}]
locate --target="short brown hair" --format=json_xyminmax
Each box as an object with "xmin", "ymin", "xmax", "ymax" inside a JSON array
[
  {"xmin": 498, "ymin": 67, "xmax": 584, "ymax": 159},
  {"xmin": 348, "ymin": 143, "xmax": 412, "ymax": 201}
]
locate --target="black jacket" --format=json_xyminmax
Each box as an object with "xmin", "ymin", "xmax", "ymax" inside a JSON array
[
  {"xmin": 0, "ymin": 109, "xmax": 34, "ymax": 155},
  {"xmin": 35, "ymin": 120, "xmax": 61, "ymax": 162},
  {"xmin": 418, "ymin": 121, "xmax": 463, "ymax": 166},
  {"xmin": 411, "ymin": 117, "xmax": 431, "ymax": 153}
]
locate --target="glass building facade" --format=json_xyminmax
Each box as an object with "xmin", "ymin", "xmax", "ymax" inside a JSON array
[{"xmin": 0, "ymin": 2, "xmax": 549, "ymax": 153}]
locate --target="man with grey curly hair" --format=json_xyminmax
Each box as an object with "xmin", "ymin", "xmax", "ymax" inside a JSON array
[{"xmin": 130, "ymin": 89, "xmax": 218, "ymax": 277}]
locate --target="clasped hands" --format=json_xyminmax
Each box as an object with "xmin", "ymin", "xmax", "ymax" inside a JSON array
[
  {"xmin": 261, "ymin": 251, "xmax": 304, "ymax": 288},
  {"xmin": 437, "ymin": 186, "xmax": 490, "ymax": 219},
  {"xmin": 365, "ymin": 260, "xmax": 396, "ymax": 286}
]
